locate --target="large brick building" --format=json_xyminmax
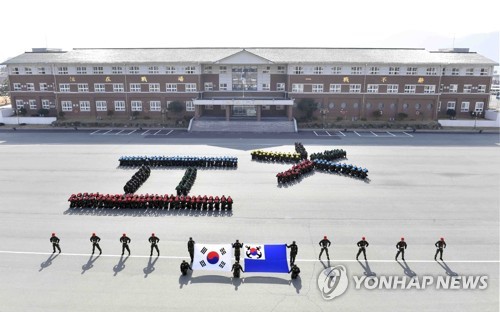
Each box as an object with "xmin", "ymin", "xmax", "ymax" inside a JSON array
[{"xmin": 2, "ymin": 47, "xmax": 497, "ymax": 123}]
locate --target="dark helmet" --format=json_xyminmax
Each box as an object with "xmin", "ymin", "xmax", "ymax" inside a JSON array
[
  {"xmin": 362, "ymin": 236, "xmax": 366, "ymax": 240},
  {"xmin": 152, "ymin": 233, "xmax": 155, "ymax": 236},
  {"xmin": 52, "ymin": 233, "xmax": 55, "ymax": 236},
  {"xmin": 401, "ymin": 237, "xmax": 405, "ymax": 241},
  {"xmin": 440, "ymin": 237, "xmax": 444, "ymax": 241}
]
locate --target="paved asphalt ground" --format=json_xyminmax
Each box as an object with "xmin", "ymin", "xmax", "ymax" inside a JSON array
[{"xmin": 0, "ymin": 129, "xmax": 498, "ymax": 311}]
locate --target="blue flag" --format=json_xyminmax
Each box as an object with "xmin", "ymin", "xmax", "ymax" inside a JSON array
[{"xmin": 243, "ymin": 244, "xmax": 289, "ymax": 273}]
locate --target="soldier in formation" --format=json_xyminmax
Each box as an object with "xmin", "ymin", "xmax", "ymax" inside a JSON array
[
  {"xmin": 309, "ymin": 149, "xmax": 347, "ymax": 161},
  {"xmin": 276, "ymin": 160, "xmax": 314, "ymax": 183},
  {"xmin": 313, "ymin": 160, "xmax": 368, "ymax": 179},
  {"xmin": 176, "ymin": 167, "xmax": 197, "ymax": 196},
  {"xmin": 250, "ymin": 150, "xmax": 301, "ymax": 163},
  {"xmin": 119, "ymin": 156, "xmax": 237, "ymax": 168},
  {"xmin": 124, "ymin": 165, "xmax": 151, "ymax": 194},
  {"xmin": 294, "ymin": 142, "xmax": 308, "ymax": 159}
]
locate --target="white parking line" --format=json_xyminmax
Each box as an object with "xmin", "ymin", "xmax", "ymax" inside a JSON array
[
  {"xmin": 403, "ymin": 132, "xmax": 414, "ymax": 137},
  {"xmin": 115, "ymin": 129, "xmax": 124, "ymax": 135},
  {"xmin": 337, "ymin": 131, "xmax": 346, "ymax": 137},
  {"xmin": 313, "ymin": 131, "xmax": 330, "ymax": 136},
  {"xmin": 164, "ymin": 130, "xmax": 173, "ymax": 136},
  {"xmin": 386, "ymin": 131, "xmax": 396, "ymax": 137},
  {"xmin": 90, "ymin": 130, "xmax": 101, "ymax": 135},
  {"xmin": 141, "ymin": 130, "xmax": 152, "ymax": 135},
  {"xmin": 353, "ymin": 131, "xmax": 361, "ymax": 137},
  {"xmin": 154, "ymin": 129, "xmax": 162, "ymax": 135},
  {"xmin": 127, "ymin": 129, "xmax": 137, "ymax": 135},
  {"xmin": 102, "ymin": 129, "xmax": 113, "ymax": 135},
  {"xmin": 370, "ymin": 131, "xmax": 378, "ymax": 137},
  {"xmin": 0, "ymin": 250, "xmax": 498, "ymax": 263}
]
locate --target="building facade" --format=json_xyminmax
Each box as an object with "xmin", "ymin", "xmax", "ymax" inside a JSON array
[{"xmin": 2, "ymin": 47, "xmax": 497, "ymax": 122}]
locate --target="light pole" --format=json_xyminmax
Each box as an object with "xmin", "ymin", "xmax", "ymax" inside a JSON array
[{"xmin": 471, "ymin": 111, "xmax": 478, "ymax": 130}]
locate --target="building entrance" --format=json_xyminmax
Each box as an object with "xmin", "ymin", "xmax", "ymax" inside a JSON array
[{"xmin": 232, "ymin": 105, "xmax": 256, "ymax": 117}]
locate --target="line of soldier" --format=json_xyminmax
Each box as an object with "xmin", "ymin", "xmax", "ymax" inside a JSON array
[
  {"xmin": 309, "ymin": 149, "xmax": 347, "ymax": 162},
  {"xmin": 123, "ymin": 165, "xmax": 151, "ymax": 194},
  {"xmin": 68, "ymin": 193, "xmax": 233, "ymax": 210},
  {"xmin": 276, "ymin": 159, "xmax": 315, "ymax": 184},
  {"xmin": 294, "ymin": 142, "xmax": 308, "ymax": 159},
  {"xmin": 119, "ymin": 156, "xmax": 238, "ymax": 168},
  {"xmin": 175, "ymin": 167, "xmax": 197, "ymax": 196},
  {"xmin": 313, "ymin": 159, "xmax": 369, "ymax": 179},
  {"xmin": 250, "ymin": 150, "xmax": 301, "ymax": 163}
]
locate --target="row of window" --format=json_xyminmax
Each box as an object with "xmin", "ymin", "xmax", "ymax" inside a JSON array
[
  {"xmin": 11, "ymin": 65, "xmax": 491, "ymax": 76},
  {"xmin": 13, "ymin": 82, "xmax": 488, "ymax": 94},
  {"xmin": 443, "ymin": 101, "xmax": 484, "ymax": 112},
  {"xmin": 56, "ymin": 100, "xmax": 195, "ymax": 112}
]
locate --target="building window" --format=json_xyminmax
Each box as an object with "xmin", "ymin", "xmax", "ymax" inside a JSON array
[
  {"xmin": 219, "ymin": 66, "xmax": 227, "ymax": 74},
  {"xmin": 475, "ymin": 102, "xmax": 484, "ymax": 112},
  {"xmin": 349, "ymin": 84, "xmax": 361, "ymax": 93},
  {"xmin": 312, "ymin": 84, "xmax": 323, "ymax": 93},
  {"xmin": 479, "ymin": 68, "xmax": 488, "ymax": 76},
  {"xmin": 13, "ymin": 83, "xmax": 21, "ymax": 91},
  {"xmin": 461, "ymin": 102, "xmax": 470, "ymax": 112},
  {"xmin": 426, "ymin": 67, "xmax": 437, "ymax": 75},
  {"xmin": 185, "ymin": 101, "xmax": 194, "ymax": 111},
  {"xmin": 351, "ymin": 67, "xmax": 363, "ymax": 75},
  {"xmin": 130, "ymin": 83, "xmax": 141, "ymax": 92},
  {"xmin": 42, "ymin": 99, "xmax": 50, "ymax": 109},
  {"xmin": 262, "ymin": 83, "xmax": 270, "ymax": 91},
  {"xmin": 463, "ymin": 85, "xmax": 472, "ymax": 93},
  {"xmin": 366, "ymin": 103, "xmax": 372, "ymax": 109},
  {"xmin": 404, "ymin": 85, "xmax": 416, "ymax": 93},
  {"xmin": 387, "ymin": 84, "xmax": 398, "ymax": 93},
  {"xmin": 402, "ymin": 103, "xmax": 409, "ymax": 110},
  {"xmin": 166, "ymin": 83, "xmax": 177, "ymax": 92},
  {"xmin": 477, "ymin": 85, "xmax": 486, "ymax": 93},
  {"xmin": 79, "ymin": 101, "xmax": 90, "ymax": 112},
  {"xmin": 78, "ymin": 83, "xmax": 89, "ymax": 92},
  {"xmin": 94, "ymin": 83, "xmax": 105, "ymax": 92},
  {"xmin": 219, "ymin": 83, "xmax": 228, "ymax": 91},
  {"xmin": 424, "ymin": 85, "xmax": 435, "ymax": 94},
  {"xmin": 276, "ymin": 105, "xmax": 284, "ymax": 110},
  {"xmin": 112, "ymin": 66, "xmax": 123, "ymax": 74},
  {"xmin": 12, "ymin": 67, "xmax": 20, "ymax": 74},
  {"xmin": 277, "ymin": 66, "xmax": 286, "ymax": 74},
  {"xmin": 29, "ymin": 99, "xmax": 37, "ymax": 109},
  {"xmin": 37, "ymin": 67, "xmax": 46, "ymax": 74},
  {"xmin": 329, "ymin": 84, "xmax": 341, "ymax": 93},
  {"xmin": 262, "ymin": 105, "xmax": 270, "ymax": 110},
  {"xmin": 128, "ymin": 66, "xmax": 140, "ymax": 74},
  {"xmin": 185, "ymin": 66, "xmax": 196, "ymax": 74},
  {"xmin": 292, "ymin": 84, "xmax": 304, "ymax": 92},
  {"xmin": 39, "ymin": 83, "xmax": 48, "ymax": 91},
  {"xmin": 465, "ymin": 68, "xmax": 474, "ymax": 76},
  {"xmin": 203, "ymin": 66, "xmax": 213, "ymax": 74},
  {"xmin": 26, "ymin": 83, "xmax": 35, "ymax": 91},
  {"xmin": 449, "ymin": 84, "xmax": 458, "ymax": 93},
  {"xmin": 131, "ymin": 101, "xmax": 142, "ymax": 111},
  {"xmin": 185, "ymin": 83, "xmax": 197, "ymax": 92},
  {"xmin": 331, "ymin": 66, "xmax": 342, "ymax": 74},
  {"xmin": 262, "ymin": 66, "xmax": 271, "ymax": 74},
  {"xmin": 451, "ymin": 68, "xmax": 460, "ymax": 76},
  {"xmin": 76, "ymin": 67, "xmax": 87, "ymax": 74},
  {"xmin": 367, "ymin": 84, "xmax": 379, "ymax": 93},
  {"xmin": 93, "ymin": 66, "xmax": 104, "ymax": 74},
  {"xmin": 204, "ymin": 82, "xmax": 213, "ymax": 91},
  {"xmin": 389, "ymin": 67, "xmax": 400, "ymax": 75},
  {"xmin": 148, "ymin": 66, "xmax": 159, "ymax": 74},
  {"xmin": 313, "ymin": 66, "xmax": 323, "ymax": 74},
  {"xmin": 96, "ymin": 101, "xmax": 107, "ymax": 111},
  {"xmin": 150, "ymin": 101, "xmax": 161, "ymax": 111},
  {"xmin": 406, "ymin": 67, "xmax": 417, "ymax": 75},
  {"xmin": 293, "ymin": 66, "xmax": 303, "ymax": 74},
  {"xmin": 59, "ymin": 84, "xmax": 70, "ymax": 92},
  {"xmin": 447, "ymin": 101, "xmax": 456, "ymax": 110},
  {"xmin": 61, "ymin": 101, "xmax": 72, "ymax": 111},
  {"xmin": 379, "ymin": 103, "xmax": 385, "ymax": 110},
  {"xmin": 114, "ymin": 101, "xmax": 125, "ymax": 111},
  {"xmin": 276, "ymin": 83, "xmax": 285, "ymax": 91},
  {"xmin": 113, "ymin": 84, "xmax": 124, "ymax": 92},
  {"xmin": 165, "ymin": 66, "xmax": 176, "ymax": 74},
  {"xmin": 149, "ymin": 83, "xmax": 160, "ymax": 92},
  {"xmin": 369, "ymin": 67, "xmax": 380, "ymax": 75},
  {"xmin": 16, "ymin": 100, "xmax": 24, "ymax": 109},
  {"xmin": 25, "ymin": 67, "xmax": 32, "ymax": 75},
  {"xmin": 58, "ymin": 67, "xmax": 68, "ymax": 75}
]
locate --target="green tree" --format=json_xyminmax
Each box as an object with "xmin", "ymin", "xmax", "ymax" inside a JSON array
[{"xmin": 296, "ymin": 98, "xmax": 318, "ymax": 120}]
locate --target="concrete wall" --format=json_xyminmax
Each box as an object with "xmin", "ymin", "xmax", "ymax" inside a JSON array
[
  {"xmin": 438, "ymin": 110, "xmax": 500, "ymax": 127},
  {"xmin": 0, "ymin": 105, "xmax": 55, "ymax": 124}
]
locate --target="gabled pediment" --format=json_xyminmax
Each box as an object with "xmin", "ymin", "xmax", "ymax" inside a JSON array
[{"xmin": 215, "ymin": 49, "xmax": 273, "ymax": 64}]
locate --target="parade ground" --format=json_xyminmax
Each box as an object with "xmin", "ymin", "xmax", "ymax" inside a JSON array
[{"xmin": 0, "ymin": 130, "xmax": 498, "ymax": 311}]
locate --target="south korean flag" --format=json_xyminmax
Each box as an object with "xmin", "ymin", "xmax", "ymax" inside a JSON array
[{"xmin": 192, "ymin": 244, "xmax": 233, "ymax": 272}]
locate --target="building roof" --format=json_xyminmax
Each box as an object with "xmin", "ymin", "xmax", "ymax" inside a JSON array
[{"xmin": 2, "ymin": 47, "xmax": 497, "ymax": 66}]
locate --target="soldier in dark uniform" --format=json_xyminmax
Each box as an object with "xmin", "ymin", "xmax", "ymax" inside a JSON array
[
  {"xmin": 149, "ymin": 233, "xmax": 160, "ymax": 256},
  {"xmin": 232, "ymin": 239, "xmax": 244, "ymax": 262},
  {"xmin": 356, "ymin": 236, "xmax": 369, "ymax": 260},
  {"xmin": 187, "ymin": 237, "xmax": 195, "ymax": 262},
  {"xmin": 90, "ymin": 232, "xmax": 102, "ymax": 255},
  {"xmin": 318, "ymin": 236, "xmax": 331, "ymax": 260},
  {"xmin": 395, "ymin": 237, "xmax": 407, "ymax": 261},
  {"xmin": 231, "ymin": 261, "xmax": 244, "ymax": 278},
  {"xmin": 289, "ymin": 264, "xmax": 301, "ymax": 279},
  {"xmin": 287, "ymin": 241, "xmax": 298, "ymax": 265},
  {"xmin": 50, "ymin": 233, "xmax": 61, "ymax": 253},
  {"xmin": 180, "ymin": 260, "xmax": 192, "ymax": 275},
  {"xmin": 120, "ymin": 233, "xmax": 131, "ymax": 256},
  {"xmin": 434, "ymin": 237, "xmax": 447, "ymax": 261}
]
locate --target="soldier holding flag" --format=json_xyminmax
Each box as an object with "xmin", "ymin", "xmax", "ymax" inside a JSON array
[
  {"xmin": 232, "ymin": 239, "xmax": 244, "ymax": 262},
  {"xmin": 187, "ymin": 237, "xmax": 195, "ymax": 262},
  {"xmin": 287, "ymin": 241, "xmax": 298, "ymax": 265}
]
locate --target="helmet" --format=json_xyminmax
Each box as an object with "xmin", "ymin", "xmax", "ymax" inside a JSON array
[
  {"xmin": 51, "ymin": 233, "xmax": 55, "ymax": 236},
  {"xmin": 324, "ymin": 236, "xmax": 327, "ymax": 239},
  {"xmin": 440, "ymin": 237, "xmax": 444, "ymax": 241},
  {"xmin": 92, "ymin": 233, "xmax": 95, "ymax": 235},
  {"xmin": 401, "ymin": 237, "xmax": 404, "ymax": 241},
  {"xmin": 122, "ymin": 233, "xmax": 126, "ymax": 236},
  {"xmin": 152, "ymin": 233, "xmax": 155, "ymax": 236},
  {"xmin": 362, "ymin": 236, "xmax": 365, "ymax": 240}
]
